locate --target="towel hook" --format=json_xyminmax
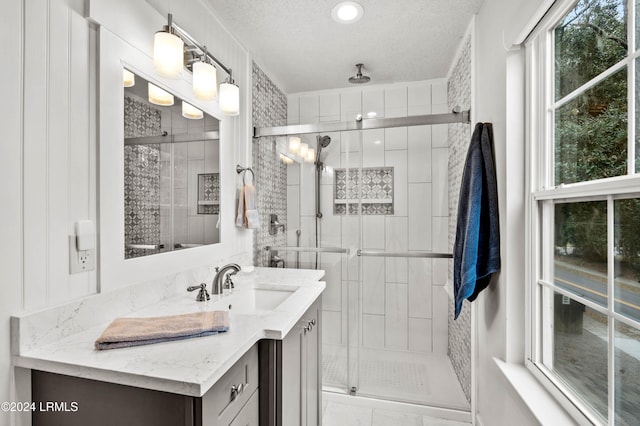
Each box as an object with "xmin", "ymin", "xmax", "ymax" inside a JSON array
[{"xmin": 236, "ymin": 165, "xmax": 254, "ymax": 185}]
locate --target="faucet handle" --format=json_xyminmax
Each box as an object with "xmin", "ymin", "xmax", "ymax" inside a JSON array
[
  {"xmin": 223, "ymin": 275, "xmax": 234, "ymax": 294},
  {"xmin": 187, "ymin": 283, "xmax": 210, "ymax": 302}
]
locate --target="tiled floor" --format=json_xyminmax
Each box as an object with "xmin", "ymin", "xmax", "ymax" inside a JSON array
[
  {"xmin": 322, "ymin": 398, "xmax": 471, "ymax": 426},
  {"xmin": 323, "ymin": 344, "xmax": 470, "ymax": 410}
]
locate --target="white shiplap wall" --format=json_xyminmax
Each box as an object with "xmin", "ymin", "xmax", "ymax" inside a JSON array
[
  {"xmin": 22, "ymin": 0, "xmax": 97, "ymax": 310},
  {"xmin": 1, "ymin": 0, "xmax": 26, "ymax": 417}
]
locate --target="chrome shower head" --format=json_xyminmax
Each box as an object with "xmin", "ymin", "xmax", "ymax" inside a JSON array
[
  {"xmin": 348, "ymin": 64, "xmax": 370, "ymax": 84},
  {"xmin": 315, "ymin": 135, "xmax": 332, "ymax": 166},
  {"xmin": 317, "ymin": 135, "xmax": 332, "ymax": 149}
]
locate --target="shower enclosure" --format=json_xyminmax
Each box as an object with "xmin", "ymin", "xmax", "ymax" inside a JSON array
[{"xmin": 261, "ymin": 96, "xmax": 471, "ymax": 412}]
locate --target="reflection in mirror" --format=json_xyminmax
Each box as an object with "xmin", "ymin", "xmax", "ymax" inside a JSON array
[{"xmin": 123, "ymin": 70, "xmax": 220, "ymax": 259}]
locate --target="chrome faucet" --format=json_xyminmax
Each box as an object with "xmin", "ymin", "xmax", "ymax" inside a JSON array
[
  {"xmin": 269, "ymin": 214, "xmax": 286, "ymax": 235},
  {"xmin": 212, "ymin": 263, "xmax": 241, "ymax": 295}
]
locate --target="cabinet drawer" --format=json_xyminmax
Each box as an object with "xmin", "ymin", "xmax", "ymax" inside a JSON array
[
  {"xmin": 202, "ymin": 344, "xmax": 259, "ymax": 425},
  {"xmin": 229, "ymin": 389, "xmax": 259, "ymax": 426}
]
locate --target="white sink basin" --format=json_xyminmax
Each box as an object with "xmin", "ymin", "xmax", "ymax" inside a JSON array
[{"xmin": 215, "ymin": 286, "xmax": 297, "ymax": 313}]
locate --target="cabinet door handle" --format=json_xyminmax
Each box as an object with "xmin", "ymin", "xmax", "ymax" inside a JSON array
[
  {"xmin": 230, "ymin": 383, "xmax": 247, "ymax": 402},
  {"xmin": 304, "ymin": 319, "xmax": 315, "ymax": 333}
]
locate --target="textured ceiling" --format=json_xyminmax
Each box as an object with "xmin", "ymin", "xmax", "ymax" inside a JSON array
[{"xmin": 206, "ymin": 0, "xmax": 483, "ymax": 94}]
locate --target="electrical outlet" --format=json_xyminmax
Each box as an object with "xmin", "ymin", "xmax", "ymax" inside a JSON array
[{"xmin": 69, "ymin": 235, "xmax": 95, "ymax": 274}]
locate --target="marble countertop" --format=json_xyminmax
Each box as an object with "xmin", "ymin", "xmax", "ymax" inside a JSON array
[{"xmin": 12, "ymin": 267, "xmax": 325, "ymax": 397}]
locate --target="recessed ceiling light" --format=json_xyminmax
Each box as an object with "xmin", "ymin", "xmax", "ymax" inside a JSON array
[
  {"xmin": 332, "ymin": 1, "xmax": 364, "ymax": 24},
  {"xmin": 367, "ymin": 111, "xmax": 377, "ymax": 118}
]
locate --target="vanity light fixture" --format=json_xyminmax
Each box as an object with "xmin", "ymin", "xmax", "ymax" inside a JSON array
[
  {"xmin": 182, "ymin": 101, "xmax": 203, "ymax": 119},
  {"xmin": 280, "ymin": 154, "xmax": 294, "ymax": 165},
  {"xmin": 299, "ymin": 143, "xmax": 309, "ymax": 158},
  {"xmin": 331, "ymin": 1, "xmax": 364, "ymax": 24},
  {"xmin": 219, "ymin": 76, "xmax": 240, "ymax": 116},
  {"xmin": 192, "ymin": 47, "xmax": 218, "ymax": 101},
  {"xmin": 153, "ymin": 14, "xmax": 241, "ymax": 116},
  {"xmin": 153, "ymin": 14, "xmax": 184, "ymax": 79},
  {"xmin": 289, "ymin": 136, "xmax": 301, "ymax": 154},
  {"xmin": 306, "ymin": 148, "xmax": 316, "ymax": 163},
  {"xmin": 148, "ymin": 82, "xmax": 174, "ymax": 106},
  {"xmin": 123, "ymin": 69, "xmax": 135, "ymax": 87}
]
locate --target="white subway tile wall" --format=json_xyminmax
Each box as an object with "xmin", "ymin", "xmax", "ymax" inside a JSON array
[{"xmin": 288, "ymin": 79, "xmax": 450, "ymax": 358}]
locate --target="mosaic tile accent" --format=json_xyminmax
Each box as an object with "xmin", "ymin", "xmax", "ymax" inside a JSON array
[
  {"xmin": 251, "ymin": 62, "xmax": 288, "ymax": 266},
  {"xmin": 124, "ymin": 145, "xmax": 161, "ymax": 258},
  {"xmin": 334, "ymin": 167, "xmax": 394, "ymax": 215},
  {"xmin": 124, "ymin": 95, "xmax": 162, "ymax": 138},
  {"xmin": 197, "ymin": 173, "xmax": 220, "ymax": 215},
  {"xmin": 124, "ymin": 96, "xmax": 163, "ymax": 259},
  {"xmin": 447, "ymin": 34, "xmax": 472, "ymax": 403}
]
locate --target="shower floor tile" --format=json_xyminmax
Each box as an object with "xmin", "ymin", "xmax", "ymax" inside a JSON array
[{"xmin": 322, "ymin": 344, "xmax": 470, "ymax": 411}]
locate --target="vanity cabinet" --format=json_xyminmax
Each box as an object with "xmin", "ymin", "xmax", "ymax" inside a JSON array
[
  {"xmin": 260, "ymin": 297, "xmax": 322, "ymax": 426},
  {"xmin": 32, "ymin": 344, "xmax": 259, "ymax": 426}
]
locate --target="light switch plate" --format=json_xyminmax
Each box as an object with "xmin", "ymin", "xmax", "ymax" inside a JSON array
[{"xmin": 69, "ymin": 235, "xmax": 95, "ymax": 274}]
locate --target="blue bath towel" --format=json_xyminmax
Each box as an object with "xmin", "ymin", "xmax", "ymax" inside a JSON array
[{"xmin": 453, "ymin": 123, "xmax": 500, "ymax": 319}]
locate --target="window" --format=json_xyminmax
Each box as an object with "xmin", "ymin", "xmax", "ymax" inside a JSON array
[{"xmin": 527, "ymin": 1, "xmax": 640, "ymax": 424}]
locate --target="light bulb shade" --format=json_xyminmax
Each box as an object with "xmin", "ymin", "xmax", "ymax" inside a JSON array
[
  {"xmin": 306, "ymin": 148, "xmax": 316, "ymax": 163},
  {"xmin": 299, "ymin": 143, "xmax": 309, "ymax": 158},
  {"xmin": 123, "ymin": 69, "xmax": 135, "ymax": 87},
  {"xmin": 289, "ymin": 136, "xmax": 301, "ymax": 154},
  {"xmin": 153, "ymin": 31, "xmax": 184, "ymax": 79},
  {"xmin": 148, "ymin": 82, "xmax": 174, "ymax": 106},
  {"xmin": 193, "ymin": 61, "xmax": 218, "ymax": 100},
  {"xmin": 182, "ymin": 101, "xmax": 203, "ymax": 119},
  {"xmin": 219, "ymin": 81, "xmax": 240, "ymax": 116}
]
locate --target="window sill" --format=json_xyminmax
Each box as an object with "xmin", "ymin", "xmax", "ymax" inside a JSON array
[{"xmin": 493, "ymin": 358, "xmax": 579, "ymax": 425}]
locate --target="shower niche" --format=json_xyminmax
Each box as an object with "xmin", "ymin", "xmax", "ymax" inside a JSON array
[{"xmin": 123, "ymin": 71, "xmax": 220, "ymax": 259}]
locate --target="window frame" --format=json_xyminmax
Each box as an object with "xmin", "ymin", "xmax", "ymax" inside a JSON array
[{"xmin": 526, "ymin": 0, "xmax": 640, "ymax": 424}]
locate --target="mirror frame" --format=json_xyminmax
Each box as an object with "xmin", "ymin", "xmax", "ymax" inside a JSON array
[{"xmin": 98, "ymin": 27, "xmax": 234, "ymax": 292}]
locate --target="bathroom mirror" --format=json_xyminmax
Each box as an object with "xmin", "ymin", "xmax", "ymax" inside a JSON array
[{"xmin": 123, "ymin": 70, "xmax": 220, "ymax": 259}]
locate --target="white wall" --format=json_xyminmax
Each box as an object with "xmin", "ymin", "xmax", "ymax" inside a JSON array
[
  {"xmin": 472, "ymin": 0, "xmax": 553, "ymax": 424},
  {"xmin": 0, "ymin": 1, "xmax": 253, "ymax": 424},
  {"xmin": 0, "ymin": 1, "xmax": 25, "ymax": 424}
]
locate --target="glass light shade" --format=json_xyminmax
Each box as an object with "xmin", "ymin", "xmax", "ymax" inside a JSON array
[
  {"xmin": 148, "ymin": 82, "xmax": 174, "ymax": 106},
  {"xmin": 182, "ymin": 101, "xmax": 203, "ymax": 119},
  {"xmin": 219, "ymin": 81, "xmax": 239, "ymax": 116},
  {"xmin": 299, "ymin": 143, "xmax": 309, "ymax": 158},
  {"xmin": 123, "ymin": 69, "xmax": 135, "ymax": 87},
  {"xmin": 153, "ymin": 31, "xmax": 184, "ymax": 79},
  {"xmin": 289, "ymin": 136, "xmax": 301, "ymax": 154},
  {"xmin": 193, "ymin": 61, "xmax": 218, "ymax": 100},
  {"xmin": 280, "ymin": 154, "xmax": 293, "ymax": 165},
  {"xmin": 306, "ymin": 148, "xmax": 316, "ymax": 163}
]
